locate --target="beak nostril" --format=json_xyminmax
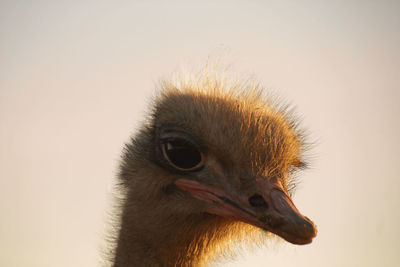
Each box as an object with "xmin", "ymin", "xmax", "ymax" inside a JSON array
[{"xmin": 249, "ymin": 194, "xmax": 269, "ymax": 209}]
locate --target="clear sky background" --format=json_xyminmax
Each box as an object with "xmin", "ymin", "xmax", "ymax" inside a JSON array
[{"xmin": 1, "ymin": 1, "xmax": 399, "ymax": 266}]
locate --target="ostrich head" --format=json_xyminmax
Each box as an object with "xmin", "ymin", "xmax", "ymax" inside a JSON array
[{"xmin": 114, "ymin": 77, "xmax": 317, "ymax": 266}]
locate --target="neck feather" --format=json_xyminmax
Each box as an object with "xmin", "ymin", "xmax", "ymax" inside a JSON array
[{"xmin": 112, "ymin": 190, "xmax": 256, "ymax": 267}]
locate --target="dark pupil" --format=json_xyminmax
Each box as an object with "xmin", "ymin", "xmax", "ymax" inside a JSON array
[{"xmin": 164, "ymin": 139, "xmax": 201, "ymax": 169}]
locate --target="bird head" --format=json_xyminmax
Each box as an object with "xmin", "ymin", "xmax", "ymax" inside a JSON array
[{"xmin": 121, "ymin": 85, "xmax": 317, "ymax": 245}]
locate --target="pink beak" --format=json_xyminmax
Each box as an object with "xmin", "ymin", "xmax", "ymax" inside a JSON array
[{"xmin": 175, "ymin": 178, "xmax": 317, "ymax": 245}]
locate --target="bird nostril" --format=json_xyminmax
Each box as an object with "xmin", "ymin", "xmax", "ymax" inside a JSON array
[{"xmin": 248, "ymin": 194, "xmax": 269, "ymax": 209}]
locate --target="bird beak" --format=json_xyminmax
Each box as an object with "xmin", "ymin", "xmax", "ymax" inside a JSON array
[{"xmin": 175, "ymin": 178, "xmax": 317, "ymax": 245}]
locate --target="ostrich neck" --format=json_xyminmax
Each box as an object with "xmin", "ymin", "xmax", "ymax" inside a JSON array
[{"xmin": 113, "ymin": 192, "xmax": 226, "ymax": 267}]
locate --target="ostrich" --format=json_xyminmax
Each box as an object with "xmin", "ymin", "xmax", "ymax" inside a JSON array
[{"xmin": 111, "ymin": 74, "xmax": 317, "ymax": 267}]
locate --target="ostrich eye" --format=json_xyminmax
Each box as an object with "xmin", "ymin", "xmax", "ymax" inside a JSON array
[{"xmin": 161, "ymin": 138, "xmax": 204, "ymax": 171}]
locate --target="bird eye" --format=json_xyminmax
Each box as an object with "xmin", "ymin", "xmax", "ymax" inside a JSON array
[{"xmin": 161, "ymin": 138, "xmax": 204, "ymax": 171}]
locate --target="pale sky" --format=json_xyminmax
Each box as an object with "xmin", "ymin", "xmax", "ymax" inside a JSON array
[{"xmin": 1, "ymin": 1, "xmax": 399, "ymax": 267}]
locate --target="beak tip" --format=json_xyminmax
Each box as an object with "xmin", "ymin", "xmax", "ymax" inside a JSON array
[{"xmin": 266, "ymin": 215, "xmax": 317, "ymax": 245}]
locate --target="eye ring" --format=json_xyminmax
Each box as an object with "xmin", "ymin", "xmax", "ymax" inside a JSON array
[{"xmin": 161, "ymin": 137, "xmax": 204, "ymax": 171}]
